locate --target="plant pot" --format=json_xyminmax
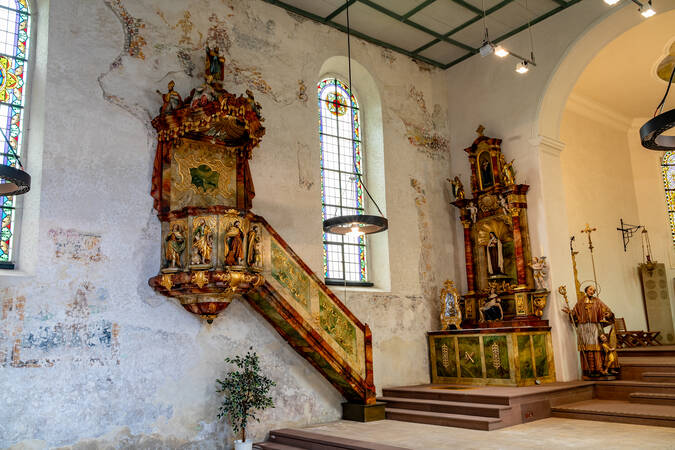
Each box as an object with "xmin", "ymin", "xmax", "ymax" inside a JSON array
[{"xmin": 234, "ymin": 439, "xmax": 253, "ymax": 450}]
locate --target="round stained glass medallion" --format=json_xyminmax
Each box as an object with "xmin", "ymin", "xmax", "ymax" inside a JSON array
[{"xmin": 326, "ymin": 92, "xmax": 347, "ymax": 116}]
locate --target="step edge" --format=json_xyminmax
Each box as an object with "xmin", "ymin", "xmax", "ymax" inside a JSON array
[
  {"xmin": 377, "ymin": 396, "xmax": 511, "ymax": 409},
  {"xmin": 268, "ymin": 429, "xmax": 407, "ymax": 450},
  {"xmin": 385, "ymin": 407, "xmax": 502, "ymax": 422},
  {"xmin": 551, "ymin": 407, "xmax": 675, "ymax": 421}
]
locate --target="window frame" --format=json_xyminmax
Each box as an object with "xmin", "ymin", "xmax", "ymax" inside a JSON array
[
  {"xmin": 318, "ymin": 77, "xmax": 372, "ymax": 286},
  {"xmin": 0, "ymin": 0, "xmax": 32, "ymax": 270}
]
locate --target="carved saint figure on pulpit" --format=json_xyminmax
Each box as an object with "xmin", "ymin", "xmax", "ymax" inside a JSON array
[
  {"xmin": 191, "ymin": 219, "xmax": 213, "ymax": 266},
  {"xmin": 562, "ymin": 285, "xmax": 616, "ymax": 377},
  {"xmin": 224, "ymin": 220, "xmax": 245, "ymax": 266},
  {"xmin": 486, "ymin": 231, "xmax": 504, "ymax": 276},
  {"xmin": 247, "ymin": 225, "xmax": 263, "ymax": 269},
  {"xmin": 164, "ymin": 223, "xmax": 185, "ymax": 270}
]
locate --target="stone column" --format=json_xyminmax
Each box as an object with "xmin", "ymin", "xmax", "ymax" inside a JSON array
[{"xmin": 461, "ymin": 219, "xmax": 475, "ymax": 293}]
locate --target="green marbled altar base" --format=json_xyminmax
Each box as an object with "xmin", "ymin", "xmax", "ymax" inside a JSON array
[{"xmin": 428, "ymin": 328, "xmax": 555, "ymax": 386}]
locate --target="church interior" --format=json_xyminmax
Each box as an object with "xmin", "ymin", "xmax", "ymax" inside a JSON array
[{"xmin": 3, "ymin": 0, "xmax": 675, "ymax": 448}]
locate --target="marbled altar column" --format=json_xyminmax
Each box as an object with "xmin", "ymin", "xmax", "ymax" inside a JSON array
[
  {"xmin": 511, "ymin": 208, "xmax": 527, "ymax": 286},
  {"xmin": 461, "ymin": 219, "xmax": 475, "ymax": 292}
]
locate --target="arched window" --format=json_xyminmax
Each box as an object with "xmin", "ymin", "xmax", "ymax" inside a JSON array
[
  {"xmin": 318, "ymin": 77, "xmax": 368, "ymax": 284},
  {"xmin": 0, "ymin": 0, "xmax": 30, "ymax": 269},
  {"xmin": 662, "ymin": 151, "xmax": 675, "ymax": 244}
]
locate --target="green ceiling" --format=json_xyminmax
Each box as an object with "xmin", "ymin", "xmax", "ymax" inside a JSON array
[{"xmin": 262, "ymin": 0, "xmax": 583, "ymax": 69}]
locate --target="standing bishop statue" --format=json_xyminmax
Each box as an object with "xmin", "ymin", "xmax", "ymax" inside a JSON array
[{"xmin": 562, "ymin": 285, "xmax": 615, "ymax": 377}]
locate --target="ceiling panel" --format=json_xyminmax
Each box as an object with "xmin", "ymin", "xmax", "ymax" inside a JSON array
[
  {"xmin": 280, "ymin": 0, "xmax": 346, "ymax": 18},
  {"xmin": 449, "ymin": 14, "xmax": 511, "ymax": 48},
  {"xmin": 418, "ymin": 40, "xmax": 471, "ymax": 64},
  {"xmin": 410, "ymin": 0, "xmax": 477, "ymax": 35},
  {"xmin": 332, "ymin": 3, "xmax": 433, "ymax": 52},
  {"xmin": 262, "ymin": 0, "xmax": 582, "ymax": 68},
  {"xmin": 370, "ymin": 0, "xmax": 428, "ymax": 16}
]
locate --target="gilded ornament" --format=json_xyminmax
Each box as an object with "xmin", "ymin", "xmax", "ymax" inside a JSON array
[
  {"xmin": 192, "ymin": 271, "xmax": 209, "ymax": 289},
  {"xmin": 441, "ymin": 343, "xmax": 450, "ymax": 369},
  {"xmin": 439, "ymin": 280, "xmax": 462, "ymax": 330},
  {"xmin": 160, "ymin": 274, "xmax": 174, "ymax": 291},
  {"xmin": 491, "ymin": 341, "xmax": 501, "ymax": 369},
  {"xmin": 271, "ymin": 242, "xmax": 310, "ymax": 309},
  {"xmin": 319, "ymin": 292, "xmax": 357, "ymax": 357},
  {"xmin": 478, "ymin": 194, "xmax": 499, "ymax": 212}
]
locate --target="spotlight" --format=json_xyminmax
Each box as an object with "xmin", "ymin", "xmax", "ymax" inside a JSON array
[
  {"xmin": 515, "ymin": 61, "xmax": 529, "ymax": 74},
  {"xmin": 494, "ymin": 46, "xmax": 509, "ymax": 58},
  {"xmin": 640, "ymin": 4, "xmax": 656, "ymax": 16},
  {"xmin": 603, "ymin": 0, "xmax": 620, "ymax": 5},
  {"xmin": 479, "ymin": 42, "xmax": 494, "ymax": 57}
]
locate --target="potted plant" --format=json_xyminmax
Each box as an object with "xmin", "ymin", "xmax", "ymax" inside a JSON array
[{"xmin": 216, "ymin": 348, "xmax": 276, "ymax": 450}]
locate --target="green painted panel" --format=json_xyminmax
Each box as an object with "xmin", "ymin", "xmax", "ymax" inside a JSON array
[
  {"xmin": 533, "ymin": 333, "xmax": 550, "ymax": 378},
  {"xmin": 319, "ymin": 292, "xmax": 357, "ymax": 357},
  {"xmin": 270, "ymin": 241, "xmax": 310, "ymax": 311},
  {"xmin": 433, "ymin": 337, "xmax": 457, "ymax": 378},
  {"xmin": 517, "ymin": 334, "xmax": 534, "ymax": 379},
  {"xmin": 458, "ymin": 336, "xmax": 482, "ymax": 378},
  {"xmin": 483, "ymin": 335, "xmax": 510, "ymax": 379}
]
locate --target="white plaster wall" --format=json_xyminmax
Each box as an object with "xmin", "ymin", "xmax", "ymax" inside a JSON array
[
  {"xmin": 1, "ymin": 0, "xmax": 457, "ymax": 447},
  {"xmin": 559, "ymin": 106, "xmax": 646, "ymax": 329}
]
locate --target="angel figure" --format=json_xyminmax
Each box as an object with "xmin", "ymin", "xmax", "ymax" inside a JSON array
[
  {"xmin": 247, "ymin": 225, "xmax": 263, "ymax": 269},
  {"xmin": 156, "ymin": 80, "xmax": 182, "ymax": 114},
  {"xmin": 599, "ymin": 333, "xmax": 619, "ymax": 375},
  {"xmin": 467, "ymin": 201, "xmax": 478, "ymax": 223},
  {"xmin": 529, "ymin": 256, "xmax": 548, "ymax": 290},
  {"xmin": 224, "ymin": 220, "xmax": 245, "ymax": 266},
  {"xmin": 448, "ymin": 176, "xmax": 465, "ymax": 200}
]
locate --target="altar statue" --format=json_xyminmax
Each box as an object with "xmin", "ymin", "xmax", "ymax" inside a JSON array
[
  {"xmin": 486, "ymin": 231, "xmax": 504, "ymax": 275},
  {"xmin": 562, "ymin": 285, "xmax": 615, "ymax": 377},
  {"xmin": 480, "ymin": 290, "xmax": 503, "ymax": 322},
  {"xmin": 157, "ymin": 80, "xmax": 182, "ymax": 114},
  {"xmin": 448, "ymin": 176, "xmax": 465, "ymax": 200}
]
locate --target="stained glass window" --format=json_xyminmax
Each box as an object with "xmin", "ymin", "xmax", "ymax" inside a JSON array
[
  {"xmin": 0, "ymin": 0, "xmax": 30, "ymax": 269},
  {"xmin": 318, "ymin": 78, "xmax": 367, "ymax": 283},
  {"xmin": 662, "ymin": 151, "xmax": 675, "ymax": 244}
]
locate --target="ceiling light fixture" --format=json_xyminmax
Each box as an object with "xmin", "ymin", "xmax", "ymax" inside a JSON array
[
  {"xmin": 640, "ymin": 3, "xmax": 656, "ymax": 17},
  {"xmin": 322, "ymin": 1, "xmax": 388, "ymax": 237},
  {"xmin": 515, "ymin": 61, "xmax": 529, "ymax": 74},
  {"xmin": 494, "ymin": 46, "xmax": 509, "ymax": 58},
  {"xmin": 603, "ymin": 0, "xmax": 621, "ymax": 5},
  {"xmin": 640, "ymin": 65, "xmax": 674, "ymax": 150}
]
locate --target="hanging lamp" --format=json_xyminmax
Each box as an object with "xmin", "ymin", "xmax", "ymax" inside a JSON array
[
  {"xmin": 0, "ymin": 128, "xmax": 30, "ymax": 195},
  {"xmin": 641, "ymin": 65, "xmax": 675, "ymax": 150},
  {"xmin": 322, "ymin": 1, "xmax": 388, "ymax": 236}
]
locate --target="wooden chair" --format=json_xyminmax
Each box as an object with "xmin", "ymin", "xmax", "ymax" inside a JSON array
[{"xmin": 614, "ymin": 317, "xmax": 661, "ymax": 348}]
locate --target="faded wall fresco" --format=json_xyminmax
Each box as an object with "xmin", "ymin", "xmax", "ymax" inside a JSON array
[{"xmin": 2, "ymin": 0, "xmax": 459, "ymax": 447}]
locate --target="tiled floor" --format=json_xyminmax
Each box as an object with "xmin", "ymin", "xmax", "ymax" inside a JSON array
[{"xmin": 302, "ymin": 417, "xmax": 675, "ymax": 449}]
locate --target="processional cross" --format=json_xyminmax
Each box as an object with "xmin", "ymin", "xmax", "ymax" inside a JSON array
[{"xmin": 580, "ymin": 223, "xmax": 598, "ymax": 291}]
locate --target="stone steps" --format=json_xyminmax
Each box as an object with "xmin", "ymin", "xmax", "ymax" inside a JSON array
[
  {"xmin": 642, "ymin": 372, "xmax": 675, "ymax": 382},
  {"xmin": 617, "ymin": 345, "xmax": 675, "ymax": 358},
  {"xmin": 595, "ymin": 379, "xmax": 675, "ymax": 401},
  {"xmin": 384, "ymin": 407, "xmax": 503, "ymax": 431},
  {"xmin": 552, "ymin": 399, "xmax": 675, "ymax": 427},
  {"xmin": 258, "ymin": 429, "xmax": 407, "ymax": 450},
  {"xmin": 378, "ymin": 395, "xmax": 511, "ymax": 418},
  {"xmin": 381, "ymin": 386, "xmax": 510, "ymax": 405}
]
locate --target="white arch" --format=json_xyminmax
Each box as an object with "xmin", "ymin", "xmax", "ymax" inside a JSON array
[{"xmin": 537, "ymin": 1, "xmax": 675, "ymax": 140}]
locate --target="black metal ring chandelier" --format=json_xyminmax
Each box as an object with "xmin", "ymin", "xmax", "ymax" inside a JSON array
[
  {"xmin": 0, "ymin": 163, "xmax": 30, "ymax": 195},
  {"xmin": 322, "ymin": 0, "xmax": 388, "ymax": 237},
  {"xmin": 641, "ymin": 64, "xmax": 675, "ymax": 151}
]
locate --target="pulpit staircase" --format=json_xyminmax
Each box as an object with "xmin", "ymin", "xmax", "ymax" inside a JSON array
[
  {"xmin": 551, "ymin": 345, "xmax": 675, "ymax": 427},
  {"xmin": 244, "ymin": 216, "xmax": 376, "ymax": 406}
]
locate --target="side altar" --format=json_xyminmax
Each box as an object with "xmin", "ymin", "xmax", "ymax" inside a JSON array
[{"xmin": 429, "ymin": 127, "xmax": 555, "ymax": 386}]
